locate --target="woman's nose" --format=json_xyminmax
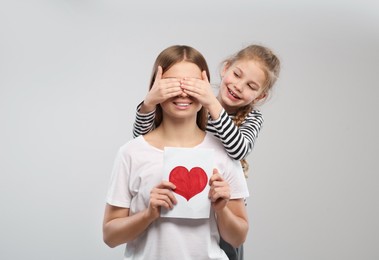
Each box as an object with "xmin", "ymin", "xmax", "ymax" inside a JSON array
[{"xmin": 179, "ymin": 91, "xmax": 188, "ymax": 97}]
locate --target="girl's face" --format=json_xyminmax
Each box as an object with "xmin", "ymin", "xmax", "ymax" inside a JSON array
[
  {"xmin": 219, "ymin": 59, "xmax": 267, "ymax": 114},
  {"xmin": 160, "ymin": 61, "xmax": 202, "ymax": 118}
]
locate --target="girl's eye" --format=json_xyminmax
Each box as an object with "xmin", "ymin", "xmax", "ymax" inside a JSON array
[
  {"xmin": 233, "ymin": 72, "xmax": 240, "ymax": 77},
  {"xmin": 248, "ymin": 84, "xmax": 257, "ymax": 90}
]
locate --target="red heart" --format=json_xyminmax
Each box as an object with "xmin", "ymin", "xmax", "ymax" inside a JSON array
[{"xmin": 169, "ymin": 166, "xmax": 208, "ymax": 201}]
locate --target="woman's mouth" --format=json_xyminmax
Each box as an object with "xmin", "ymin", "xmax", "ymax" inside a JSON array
[
  {"xmin": 173, "ymin": 102, "xmax": 191, "ymax": 109},
  {"xmin": 174, "ymin": 102, "xmax": 190, "ymax": 107}
]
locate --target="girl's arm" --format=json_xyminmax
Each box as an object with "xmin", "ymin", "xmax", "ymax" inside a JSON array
[
  {"xmin": 133, "ymin": 66, "xmax": 182, "ymax": 138},
  {"xmin": 208, "ymin": 169, "xmax": 249, "ymax": 247},
  {"xmin": 180, "ymin": 74, "xmax": 263, "ymax": 160},
  {"xmin": 207, "ymin": 109, "xmax": 264, "ymax": 160},
  {"xmin": 132, "ymin": 101, "xmax": 156, "ymax": 138}
]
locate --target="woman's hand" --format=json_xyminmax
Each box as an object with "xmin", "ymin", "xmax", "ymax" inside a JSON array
[
  {"xmin": 147, "ymin": 180, "xmax": 177, "ymax": 220},
  {"xmin": 208, "ymin": 168, "xmax": 230, "ymax": 212}
]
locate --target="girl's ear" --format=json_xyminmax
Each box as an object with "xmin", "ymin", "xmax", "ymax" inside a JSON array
[
  {"xmin": 221, "ymin": 62, "xmax": 230, "ymax": 77},
  {"xmin": 255, "ymin": 92, "xmax": 267, "ymax": 102}
]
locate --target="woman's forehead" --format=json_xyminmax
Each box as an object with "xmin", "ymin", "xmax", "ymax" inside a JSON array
[{"xmin": 163, "ymin": 61, "xmax": 202, "ymax": 78}]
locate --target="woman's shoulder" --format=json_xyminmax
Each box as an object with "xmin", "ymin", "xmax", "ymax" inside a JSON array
[
  {"xmin": 202, "ymin": 133, "xmax": 231, "ymax": 158},
  {"xmin": 203, "ymin": 134, "xmax": 246, "ymax": 180},
  {"xmin": 118, "ymin": 136, "xmax": 150, "ymax": 155},
  {"xmin": 202, "ymin": 133, "xmax": 223, "ymax": 147}
]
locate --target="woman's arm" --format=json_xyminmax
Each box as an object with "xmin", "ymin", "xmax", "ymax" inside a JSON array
[
  {"xmin": 215, "ymin": 199, "xmax": 248, "ymax": 247},
  {"xmin": 208, "ymin": 169, "xmax": 249, "ymax": 247},
  {"xmin": 102, "ymin": 205, "xmax": 154, "ymax": 248},
  {"xmin": 103, "ymin": 181, "xmax": 177, "ymax": 248}
]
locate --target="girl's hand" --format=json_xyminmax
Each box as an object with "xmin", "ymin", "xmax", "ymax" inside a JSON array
[
  {"xmin": 143, "ymin": 66, "xmax": 183, "ymax": 109},
  {"xmin": 147, "ymin": 181, "xmax": 177, "ymax": 220},
  {"xmin": 208, "ymin": 169, "xmax": 230, "ymax": 212},
  {"xmin": 180, "ymin": 71, "xmax": 223, "ymax": 119},
  {"xmin": 180, "ymin": 71, "xmax": 218, "ymax": 108}
]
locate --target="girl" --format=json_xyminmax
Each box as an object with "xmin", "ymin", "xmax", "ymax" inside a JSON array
[
  {"xmin": 132, "ymin": 44, "xmax": 281, "ymax": 260},
  {"xmin": 133, "ymin": 44, "xmax": 281, "ymax": 175},
  {"xmin": 103, "ymin": 45, "xmax": 249, "ymax": 260}
]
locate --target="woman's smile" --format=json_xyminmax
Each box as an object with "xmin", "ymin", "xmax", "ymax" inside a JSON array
[{"xmin": 173, "ymin": 100, "xmax": 192, "ymax": 109}]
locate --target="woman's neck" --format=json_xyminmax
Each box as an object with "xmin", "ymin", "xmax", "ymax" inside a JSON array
[{"xmin": 145, "ymin": 118, "xmax": 206, "ymax": 149}]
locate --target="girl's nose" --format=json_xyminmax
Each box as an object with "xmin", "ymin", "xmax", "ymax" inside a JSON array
[{"xmin": 234, "ymin": 82, "xmax": 243, "ymax": 93}]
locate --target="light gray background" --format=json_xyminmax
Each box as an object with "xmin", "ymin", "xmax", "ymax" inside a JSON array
[{"xmin": 1, "ymin": 1, "xmax": 378, "ymax": 259}]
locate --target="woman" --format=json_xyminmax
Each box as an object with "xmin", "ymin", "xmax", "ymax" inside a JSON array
[{"xmin": 103, "ymin": 45, "xmax": 249, "ymax": 260}]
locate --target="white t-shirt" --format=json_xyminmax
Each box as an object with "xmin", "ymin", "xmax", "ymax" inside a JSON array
[{"xmin": 106, "ymin": 133, "xmax": 249, "ymax": 260}]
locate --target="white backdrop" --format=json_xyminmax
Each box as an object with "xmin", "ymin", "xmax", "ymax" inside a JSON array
[{"xmin": 1, "ymin": 1, "xmax": 378, "ymax": 259}]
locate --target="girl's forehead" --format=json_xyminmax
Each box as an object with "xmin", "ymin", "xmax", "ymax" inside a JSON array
[
  {"xmin": 229, "ymin": 59, "xmax": 266, "ymax": 86},
  {"xmin": 230, "ymin": 59, "xmax": 261, "ymax": 70}
]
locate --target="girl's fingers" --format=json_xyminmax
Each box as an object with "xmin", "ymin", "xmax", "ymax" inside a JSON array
[
  {"xmin": 154, "ymin": 66, "xmax": 163, "ymax": 81},
  {"xmin": 150, "ymin": 78, "xmax": 183, "ymax": 102},
  {"xmin": 202, "ymin": 70, "xmax": 209, "ymax": 83}
]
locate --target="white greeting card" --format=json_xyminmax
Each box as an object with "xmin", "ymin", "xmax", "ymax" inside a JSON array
[{"xmin": 161, "ymin": 147, "xmax": 214, "ymax": 219}]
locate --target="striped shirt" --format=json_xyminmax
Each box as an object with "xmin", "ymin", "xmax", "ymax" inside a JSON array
[{"xmin": 132, "ymin": 103, "xmax": 263, "ymax": 160}]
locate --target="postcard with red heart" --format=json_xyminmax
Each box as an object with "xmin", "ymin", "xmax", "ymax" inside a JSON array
[{"xmin": 160, "ymin": 147, "xmax": 214, "ymax": 219}]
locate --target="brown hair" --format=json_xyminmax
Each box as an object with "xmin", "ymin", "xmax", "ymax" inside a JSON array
[
  {"xmin": 149, "ymin": 45, "xmax": 210, "ymax": 130},
  {"xmin": 224, "ymin": 44, "xmax": 281, "ymax": 177}
]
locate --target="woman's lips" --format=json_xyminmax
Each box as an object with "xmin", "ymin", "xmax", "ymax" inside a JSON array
[{"xmin": 173, "ymin": 101, "xmax": 192, "ymax": 109}]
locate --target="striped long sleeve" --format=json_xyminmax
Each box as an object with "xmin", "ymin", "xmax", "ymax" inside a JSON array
[
  {"xmin": 206, "ymin": 109, "xmax": 263, "ymax": 160},
  {"xmin": 132, "ymin": 104, "xmax": 264, "ymax": 160},
  {"xmin": 132, "ymin": 102, "xmax": 156, "ymax": 138}
]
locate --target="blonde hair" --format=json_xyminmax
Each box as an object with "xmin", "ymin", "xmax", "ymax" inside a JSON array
[
  {"xmin": 224, "ymin": 44, "xmax": 281, "ymax": 177},
  {"xmin": 149, "ymin": 45, "xmax": 210, "ymax": 130}
]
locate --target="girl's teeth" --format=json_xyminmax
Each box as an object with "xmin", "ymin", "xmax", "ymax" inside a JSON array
[{"xmin": 229, "ymin": 89, "xmax": 238, "ymax": 98}]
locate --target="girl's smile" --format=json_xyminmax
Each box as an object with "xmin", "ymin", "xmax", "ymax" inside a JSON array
[
  {"xmin": 219, "ymin": 59, "xmax": 266, "ymax": 113},
  {"xmin": 226, "ymin": 87, "xmax": 241, "ymax": 100}
]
